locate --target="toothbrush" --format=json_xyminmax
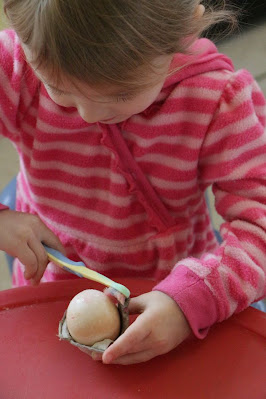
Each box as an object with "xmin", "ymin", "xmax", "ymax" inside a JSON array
[{"xmin": 43, "ymin": 245, "xmax": 130, "ymax": 299}]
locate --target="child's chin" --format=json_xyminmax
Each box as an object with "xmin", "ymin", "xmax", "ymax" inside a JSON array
[{"xmin": 100, "ymin": 115, "xmax": 127, "ymax": 124}]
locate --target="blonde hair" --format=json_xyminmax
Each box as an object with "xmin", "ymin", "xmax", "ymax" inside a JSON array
[{"xmin": 3, "ymin": 0, "xmax": 237, "ymax": 90}]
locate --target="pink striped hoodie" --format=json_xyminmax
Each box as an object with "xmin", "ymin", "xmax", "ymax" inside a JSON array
[{"xmin": 0, "ymin": 29, "xmax": 265, "ymax": 338}]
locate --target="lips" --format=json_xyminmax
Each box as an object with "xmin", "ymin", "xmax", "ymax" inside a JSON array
[
  {"xmin": 99, "ymin": 115, "xmax": 126, "ymax": 124},
  {"xmin": 100, "ymin": 116, "xmax": 116, "ymax": 122}
]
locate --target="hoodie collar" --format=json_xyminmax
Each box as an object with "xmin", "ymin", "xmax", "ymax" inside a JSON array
[{"xmin": 162, "ymin": 38, "xmax": 234, "ymax": 89}]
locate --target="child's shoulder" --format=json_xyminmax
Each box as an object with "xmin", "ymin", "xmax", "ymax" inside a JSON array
[
  {"xmin": 0, "ymin": 29, "xmax": 38, "ymax": 93},
  {"xmin": 0, "ymin": 29, "xmax": 25, "ymax": 72},
  {"xmin": 165, "ymin": 38, "xmax": 235, "ymax": 90},
  {"xmin": 0, "ymin": 28, "xmax": 21, "ymax": 53},
  {"xmin": 163, "ymin": 38, "xmax": 260, "ymax": 106}
]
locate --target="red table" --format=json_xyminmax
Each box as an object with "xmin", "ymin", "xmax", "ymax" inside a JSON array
[{"xmin": 0, "ymin": 278, "xmax": 265, "ymax": 399}]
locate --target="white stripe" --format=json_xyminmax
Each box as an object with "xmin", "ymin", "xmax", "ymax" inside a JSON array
[
  {"xmin": 227, "ymin": 186, "xmax": 266, "ymax": 198},
  {"xmin": 164, "ymin": 192, "xmax": 201, "ymax": 208},
  {"xmin": 151, "ymin": 175, "xmax": 197, "ymax": 189},
  {"xmin": 33, "ymin": 137, "xmax": 102, "ymax": 154},
  {"xmin": 136, "ymin": 152, "xmax": 196, "ymax": 171},
  {"xmin": 253, "ymin": 105, "xmax": 266, "ymax": 117},
  {"xmin": 0, "ymin": 107, "xmax": 19, "ymax": 137},
  {"xmin": 29, "ymin": 158, "xmax": 111, "ymax": 177},
  {"xmin": 202, "ymin": 134, "xmax": 263, "ymax": 165},
  {"xmin": 171, "ymin": 85, "xmax": 221, "ymax": 101},
  {"xmin": 203, "ymin": 113, "xmax": 258, "ymax": 147},
  {"xmin": 36, "ymin": 116, "xmax": 94, "ymax": 135},
  {"xmin": 230, "ymin": 220, "xmax": 266, "ymax": 241},
  {"xmin": 200, "ymin": 70, "xmax": 232, "ymax": 80},
  {"xmin": 0, "ymin": 67, "xmax": 22, "ymax": 137},
  {"xmin": 178, "ymin": 257, "xmax": 211, "ymax": 278},
  {"xmin": 27, "ymin": 174, "xmax": 132, "ymax": 207},
  {"xmin": 123, "ymin": 130, "xmax": 203, "ymax": 150},
  {"xmin": 239, "ymin": 241, "xmax": 266, "ymax": 272},
  {"xmin": 38, "ymin": 213, "xmax": 189, "ymax": 253},
  {"xmin": 222, "ymin": 256, "xmax": 265, "ymax": 299},
  {"xmin": 18, "ymin": 140, "xmax": 32, "ymax": 159},
  {"xmin": 133, "ymin": 111, "xmax": 211, "ymax": 127},
  {"xmin": 225, "ymin": 199, "xmax": 266, "ymax": 222},
  {"xmin": 20, "ymin": 189, "xmax": 147, "ymax": 229},
  {"xmin": 19, "ymin": 138, "xmax": 126, "ymax": 184},
  {"xmin": 227, "ymin": 82, "xmax": 253, "ymax": 108},
  {"xmin": 226, "ymin": 154, "xmax": 266, "ymax": 180}
]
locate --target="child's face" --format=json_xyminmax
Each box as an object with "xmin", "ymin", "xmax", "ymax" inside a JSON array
[{"xmin": 27, "ymin": 52, "xmax": 172, "ymax": 124}]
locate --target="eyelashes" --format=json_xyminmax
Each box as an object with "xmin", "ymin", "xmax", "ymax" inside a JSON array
[
  {"xmin": 48, "ymin": 87, "xmax": 65, "ymax": 97},
  {"xmin": 46, "ymin": 84, "xmax": 135, "ymax": 103},
  {"xmin": 114, "ymin": 95, "xmax": 134, "ymax": 103}
]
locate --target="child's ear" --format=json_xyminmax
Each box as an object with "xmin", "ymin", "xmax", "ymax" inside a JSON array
[{"xmin": 195, "ymin": 4, "xmax": 206, "ymax": 19}]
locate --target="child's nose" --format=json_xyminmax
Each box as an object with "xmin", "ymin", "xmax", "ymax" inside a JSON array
[{"xmin": 77, "ymin": 103, "xmax": 107, "ymax": 124}]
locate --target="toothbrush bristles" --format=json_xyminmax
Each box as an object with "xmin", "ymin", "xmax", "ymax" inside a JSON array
[{"xmin": 104, "ymin": 287, "xmax": 126, "ymax": 305}]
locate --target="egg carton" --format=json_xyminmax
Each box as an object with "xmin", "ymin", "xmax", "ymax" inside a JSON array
[{"xmin": 58, "ymin": 295, "xmax": 130, "ymax": 357}]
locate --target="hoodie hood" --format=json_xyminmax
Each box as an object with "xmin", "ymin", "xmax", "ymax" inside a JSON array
[{"xmin": 163, "ymin": 38, "xmax": 235, "ymax": 89}]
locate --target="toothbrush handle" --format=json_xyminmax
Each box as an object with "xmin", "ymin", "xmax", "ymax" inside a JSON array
[
  {"xmin": 66, "ymin": 264, "xmax": 128, "ymax": 295},
  {"xmin": 44, "ymin": 245, "xmax": 130, "ymax": 298}
]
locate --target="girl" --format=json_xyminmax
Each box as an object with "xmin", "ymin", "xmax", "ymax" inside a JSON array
[{"xmin": 0, "ymin": 0, "xmax": 265, "ymax": 365}]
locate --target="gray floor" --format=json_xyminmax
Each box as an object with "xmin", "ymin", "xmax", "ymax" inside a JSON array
[{"xmin": 0, "ymin": 22, "xmax": 266, "ymax": 290}]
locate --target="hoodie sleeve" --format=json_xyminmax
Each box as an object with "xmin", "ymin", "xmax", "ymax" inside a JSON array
[
  {"xmin": 0, "ymin": 29, "xmax": 39, "ymax": 143},
  {"xmin": 153, "ymin": 69, "xmax": 266, "ymax": 338}
]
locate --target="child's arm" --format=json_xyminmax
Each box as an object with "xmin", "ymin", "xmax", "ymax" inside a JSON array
[
  {"xmin": 104, "ymin": 69, "xmax": 266, "ymax": 365},
  {"xmin": 0, "ymin": 209, "xmax": 65, "ymax": 284},
  {"xmin": 0, "ymin": 31, "xmax": 63, "ymax": 283},
  {"xmin": 155, "ymin": 69, "xmax": 266, "ymax": 337},
  {"xmin": 0, "ymin": 30, "xmax": 39, "ymax": 142}
]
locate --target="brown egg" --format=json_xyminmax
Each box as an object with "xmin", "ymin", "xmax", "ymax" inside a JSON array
[{"xmin": 66, "ymin": 289, "xmax": 121, "ymax": 346}]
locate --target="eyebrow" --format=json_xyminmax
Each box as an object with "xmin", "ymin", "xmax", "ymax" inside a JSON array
[
  {"xmin": 31, "ymin": 61, "xmax": 144, "ymax": 99},
  {"xmin": 35, "ymin": 70, "xmax": 139, "ymax": 99},
  {"xmin": 45, "ymin": 82, "xmax": 136, "ymax": 99},
  {"xmin": 33, "ymin": 71, "xmax": 69, "ymax": 94},
  {"xmin": 44, "ymin": 82, "xmax": 71, "ymax": 95}
]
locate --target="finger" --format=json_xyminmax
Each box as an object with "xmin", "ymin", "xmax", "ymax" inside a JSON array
[
  {"xmin": 102, "ymin": 314, "xmax": 150, "ymax": 364},
  {"xmin": 110, "ymin": 349, "xmax": 156, "ymax": 365},
  {"xmin": 91, "ymin": 352, "xmax": 103, "ymax": 362},
  {"xmin": 128, "ymin": 295, "xmax": 147, "ymax": 314},
  {"xmin": 27, "ymin": 237, "xmax": 48, "ymax": 283},
  {"xmin": 107, "ymin": 334, "xmax": 151, "ymax": 360},
  {"xmin": 16, "ymin": 245, "xmax": 38, "ymax": 280},
  {"xmin": 39, "ymin": 224, "xmax": 66, "ymax": 254},
  {"xmin": 103, "ymin": 288, "xmax": 119, "ymax": 304}
]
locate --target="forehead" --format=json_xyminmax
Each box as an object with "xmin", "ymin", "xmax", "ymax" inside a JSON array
[
  {"xmin": 24, "ymin": 44, "xmax": 172, "ymax": 96},
  {"xmin": 35, "ymin": 69, "xmax": 119, "ymax": 96},
  {"xmin": 37, "ymin": 68, "xmax": 168, "ymax": 99}
]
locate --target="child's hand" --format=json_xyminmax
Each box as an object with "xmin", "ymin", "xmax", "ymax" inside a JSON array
[
  {"xmin": 102, "ymin": 291, "xmax": 191, "ymax": 365},
  {"xmin": 0, "ymin": 209, "xmax": 65, "ymax": 284}
]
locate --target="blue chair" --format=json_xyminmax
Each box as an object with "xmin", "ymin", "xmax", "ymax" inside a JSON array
[
  {"xmin": 0, "ymin": 177, "xmax": 265, "ymax": 311},
  {"xmin": 0, "ymin": 176, "xmax": 17, "ymax": 273}
]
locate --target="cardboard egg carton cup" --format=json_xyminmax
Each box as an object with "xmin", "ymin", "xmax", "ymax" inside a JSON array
[{"xmin": 58, "ymin": 295, "xmax": 130, "ymax": 357}]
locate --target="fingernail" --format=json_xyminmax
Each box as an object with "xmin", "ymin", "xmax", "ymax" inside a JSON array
[
  {"xmin": 103, "ymin": 354, "xmax": 113, "ymax": 364},
  {"xmin": 91, "ymin": 352, "xmax": 102, "ymax": 361},
  {"xmin": 24, "ymin": 272, "xmax": 30, "ymax": 280}
]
